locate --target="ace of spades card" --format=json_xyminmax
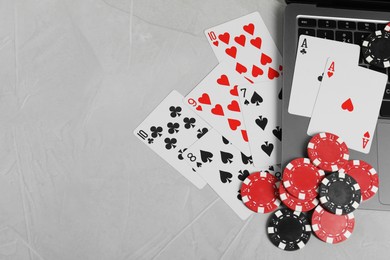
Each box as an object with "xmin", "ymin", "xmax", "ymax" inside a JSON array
[
  {"xmin": 238, "ymin": 78, "xmax": 282, "ymax": 168},
  {"xmin": 134, "ymin": 91, "xmax": 210, "ymax": 189},
  {"xmin": 183, "ymin": 128, "xmax": 281, "ymax": 220},
  {"xmin": 204, "ymin": 12, "xmax": 283, "ymax": 84}
]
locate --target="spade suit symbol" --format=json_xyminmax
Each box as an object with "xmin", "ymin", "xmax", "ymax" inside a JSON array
[
  {"xmin": 221, "ymin": 151, "xmax": 234, "ymax": 164},
  {"xmin": 250, "ymin": 92, "xmax": 263, "ymax": 105},
  {"xmin": 200, "ymin": 150, "xmax": 213, "ymax": 163},
  {"xmin": 272, "ymin": 126, "xmax": 282, "ymax": 141},
  {"xmin": 238, "ymin": 170, "xmax": 250, "ymax": 181},
  {"xmin": 222, "ymin": 136, "xmax": 230, "ymax": 144},
  {"xmin": 255, "ymin": 116, "xmax": 268, "ymax": 130},
  {"xmin": 261, "ymin": 141, "xmax": 274, "ymax": 157},
  {"xmin": 220, "ymin": 170, "xmax": 233, "ymax": 183},
  {"xmin": 241, "ymin": 152, "xmax": 253, "ymax": 165}
]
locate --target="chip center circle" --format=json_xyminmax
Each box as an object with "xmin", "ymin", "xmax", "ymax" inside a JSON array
[
  {"xmin": 327, "ymin": 181, "xmax": 353, "ymax": 205},
  {"xmin": 291, "ymin": 166, "xmax": 318, "ymax": 190},
  {"xmin": 370, "ymin": 36, "xmax": 390, "ymax": 60},
  {"xmin": 316, "ymin": 140, "xmax": 342, "ymax": 163},
  {"xmin": 250, "ymin": 179, "xmax": 275, "ymax": 203},
  {"xmin": 278, "ymin": 217, "xmax": 303, "ymax": 241}
]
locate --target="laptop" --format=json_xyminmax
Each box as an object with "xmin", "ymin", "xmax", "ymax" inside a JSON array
[{"xmin": 282, "ymin": 0, "xmax": 390, "ymax": 210}]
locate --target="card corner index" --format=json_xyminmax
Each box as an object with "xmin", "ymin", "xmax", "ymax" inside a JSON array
[{"xmin": 133, "ymin": 127, "xmax": 143, "ymax": 138}]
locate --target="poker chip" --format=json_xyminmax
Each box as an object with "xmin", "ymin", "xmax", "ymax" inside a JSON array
[
  {"xmin": 307, "ymin": 132, "xmax": 349, "ymax": 172},
  {"xmin": 282, "ymin": 158, "xmax": 325, "ymax": 200},
  {"xmin": 279, "ymin": 182, "xmax": 319, "ymax": 212},
  {"xmin": 362, "ymin": 22, "xmax": 390, "ymax": 68},
  {"xmin": 311, "ymin": 205, "xmax": 355, "ymax": 244},
  {"xmin": 267, "ymin": 208, "xmax": 311, "ymax": 251},
  {"xmin": 241, "ymin": 172, "xmax": 280, "ymax": 213},
  {"xmin": 339, "ymin": 160, "xmax": 379, "ymax": 201},
  {"xmin": 319, "ymin": 172, "xmax": 361, "ymax": 215}
]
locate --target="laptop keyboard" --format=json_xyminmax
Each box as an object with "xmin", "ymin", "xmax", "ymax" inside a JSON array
[{"xmin": 297, "ymin": 17, "xmax": 390, "ymax": 118}]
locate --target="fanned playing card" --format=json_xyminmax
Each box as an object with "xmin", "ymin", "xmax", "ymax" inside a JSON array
[
  {"xmin": 134, "ymin": 90, "xmax": 210, "ymax": 189},
  {"xmin": 289, "ymin": 35, "xmax": 360, "ymax": 117},
  {"xmin": 308, "ymin": 58, "xmax": 387, "ymax": 153},
  {"xmin": 185, "ymin": 62, "xmax": 252, "ymax": 156},
  {"xmin": 205, "ymin": 12, "xmax": 282, "ymax": 84},
  {"xmin": 183, "ymin": 128, "xmax": 281, "ymax": 220},
  {"xmin": 238, "ymin": 78, "xmax": 282, "ymax": 168}
]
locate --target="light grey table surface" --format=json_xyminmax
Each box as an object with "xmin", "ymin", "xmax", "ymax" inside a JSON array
[{"xmin": 1, "ymin": 0, "xmax": 389, "ymax": 259}]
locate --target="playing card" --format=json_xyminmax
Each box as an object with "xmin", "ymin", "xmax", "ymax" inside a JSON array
[
  {"xmin": 134, "ymin": 90, "xmax": 210, "ymax": 189},
  {"xmin": 238, "ymin": 78, "xmax": 282, "ymax": 168},
  {"xmin": 185, "ymin": 62, "xmax": 252, "ymax": 156},
  {"xmin": 205, "ymin": 12, "xmax": 282, "ymax": 84},
  {"xmin": 308, "ymin": 58, "xmax": 387, "ymax": 153},
  {"xmin": 289, "ymin": 35, "xmax": 360, "ymax": 117},
  {"xmin": 183, "ymin": 128, "xmax": 281, "ymax": 220}
]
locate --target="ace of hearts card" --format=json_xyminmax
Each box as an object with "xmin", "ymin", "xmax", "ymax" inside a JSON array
[{"xmin": 308, "ymin": 58, "xmax": 387, "ymax": 153}]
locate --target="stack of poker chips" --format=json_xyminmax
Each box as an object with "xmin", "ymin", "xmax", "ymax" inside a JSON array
[{"xmin": 240, "ymin": 132, "xmax": 379, "ymax": 251}]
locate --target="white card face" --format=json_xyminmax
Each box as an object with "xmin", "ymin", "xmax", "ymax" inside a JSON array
[
  {"xmin": 289, "ymin": 35, "xmax": 361, "ymax": 117},
  {"xmin": 183, "ymin": 128, "xmax": 281, "ymax": 220},
  {"xmin": 308, "ymin": 59, "xmax": 388, "ymax": 153},
  {"xmin": 204, "ymin": 12, "xmax": 283, "ymax": 84},
  {"xmin": 185, "ymin": 62, "xmax": 252, "ymax": 156},
  {"xmin": 238, "ymin": 79, "xmax": 282, "ymax": 168},
  {"xmin": 133, "ymin": 90, "xmax": 210, "ymax": 189}
]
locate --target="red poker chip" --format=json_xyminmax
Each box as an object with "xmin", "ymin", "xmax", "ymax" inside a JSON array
[
  {"xmin": 311, "ymin": 205, "xmax": 355, "ymax": 244},
  {"xmin": 282, "ymin": 158, "xmax": 325, "ymax": 200},
  {"xmin": 307, "ymin": 132, "xmax": 349, "ymax": 172},
  {"xmin": 279, "ymin": 182, "xmax": 319, "ymax": 212},
  {"xmin": 339, "ymin": 160, "xmax": 379, "ymax": 201},
  {"xmin": 241, "ymin": 172, "xmax": 280, "ymax": 213}
]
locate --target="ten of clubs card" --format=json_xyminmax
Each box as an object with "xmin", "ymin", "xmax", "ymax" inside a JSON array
[{"xmin": 133, "ymin": 90, "xmax": 210, "ymax": 189}]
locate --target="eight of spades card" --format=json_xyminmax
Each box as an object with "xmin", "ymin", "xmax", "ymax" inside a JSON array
[
  {"xmin": 183, "ymin": 128, "xmax": 281, "ymax": 220},
  {"xmin": 134, "ymin": 90, "xmax": 210, "ymax": 189}
]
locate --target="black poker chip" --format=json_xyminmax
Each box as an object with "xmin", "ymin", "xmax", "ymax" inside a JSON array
[
  {"xmin": 362, "ymin": 22, "xmax": 390, "ymax": 68},
  {"xmin": 266, "ymin": 208, "xmax": 311, "ymax": 251},
  {"xmin": 319, "ymin": 172, "xmax": 361, "ymax": 215}
]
